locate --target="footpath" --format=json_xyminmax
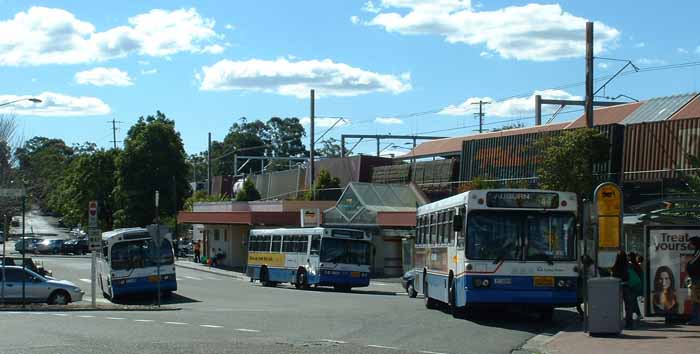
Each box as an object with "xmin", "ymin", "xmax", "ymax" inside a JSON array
[{"xmin": 523, "ymin": 317, "xmax": 698, "ymax": 354}]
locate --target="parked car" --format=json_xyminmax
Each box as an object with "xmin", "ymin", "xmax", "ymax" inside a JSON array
[
  {"xmin": 14, "ymin": 237, "xmax": 42, "ymax": 253},
  {"xmin": 35, "ymin": 239, "xmax": 65, "ymax": 254},
  {"xmin": 401, "ymin": 270, "xmax": 418, "ymax": 298},
  {"xmin": 62, "ymin": 239, "xmax": 89, "ymax": 255},
  {"xmin": 0, "ymin": 265, "xmax": 83, "ymax": 304},
  {"xmin": 0, "ymin": 256, "xmax": 53, "ymax": 277}
]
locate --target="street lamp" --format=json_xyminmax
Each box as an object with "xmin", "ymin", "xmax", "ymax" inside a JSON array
[{"xmin": 0, "ymin": 97, "xmax": 42, "ymax": 107}]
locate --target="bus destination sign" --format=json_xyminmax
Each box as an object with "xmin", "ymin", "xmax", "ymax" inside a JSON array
[{"xmin": 486, "ymin": 192, "xmax": 559, "ymax": 209}]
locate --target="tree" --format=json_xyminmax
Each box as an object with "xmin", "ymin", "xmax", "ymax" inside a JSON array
[
  {"xmin": 536, "ymin": 128, "xmax": 610, "ymax": 198},
  {"xmin": 49, "ymin": 149, "xmax": 120, "ymax": 229},
  {"xmin": 183, "ymin": 190, "xmax": 230, "ymax": 211},
  {"xmin": 114, "ymin": 111, "xmax": 189, "ymax": 227},
  {"xmin": 317, "ymin": 138, "xmax": 344, "ymax": 158},
  {"xmin": 304, "ymin": 169, "xmax": 340, "ymax": 200},
  {"xmin": 491, "ymin": 122, "xmax": 525, "ymax": 132},
  {"xmin": 235, "ymin": 178, "xmax": 261, "ymax": 201},
  {"xmin": 15, "ymin": 136, "xmax": 74, "ymax": 210}
]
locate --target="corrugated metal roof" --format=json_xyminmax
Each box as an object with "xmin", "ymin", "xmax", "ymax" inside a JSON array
[
  {"xmin": 565, "ymin": 101, "xmax": 642, "ymax": 128},
  {"xmin": 621, "ymin": 92, "xmax": 698, "ymax": 125},
  {"xmin": 670, "ymin": 95, "xmax": 700, "ymax": 120}
]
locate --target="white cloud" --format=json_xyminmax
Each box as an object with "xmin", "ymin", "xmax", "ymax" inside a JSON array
[
  {"xmin": 637, "ymin": 57, "xmax": 666, "ymax": 66},
  {"xmin": 198, "ymin": 58, "xmax": 412, "ymax": 98},
  {"xmin": 598, "ymin": 62, "xmax": 609, "ymax": 69},
  {"xmin": 0, "ymin": 7, "xmax": 224, "ymax": 66},
  {"xmin": 0, "ymin": 92, "xmax": 111, "ymax": 116},
  {"xmin": 362, "ymin": 1, "xmax": 382, "ymax": 13},
  {"xmin": 141, "ymin": 68, "xmax": 158, "ymax": 75},
  {"xmin": 300, "ymin": 117, "xmax": 351, "ymax": 128},
  {"xmin": 225, "ymin": 24, "xmax": 235, "ymax": 30},
  {"xmin": 75, "ymin": 67, "xmax": 133, "ymax": 86},
  {"xmin": 350, "ymin": 16, "xmax": 360, "ymax": 25},
  {"xmin": 365, "ymin": 2, "xmax": 620, "ymax": 61},
  {"xmin": 439, "ymin": 89, "xmax": 581, "ymax": 117},
  {"xmin": 375, "ymin": 117, "xmax": 404, "ymax": 124},
  {"xmin": 634, "ymin": 42, "xmax": 646, "ymax": 48},
  {"xmin": 479, "ymin": 51, "xmax": 493, "ymax": 58},
  {"xmin": 677, "ymin": 48, "xmax": 688, "ymax": 54}
]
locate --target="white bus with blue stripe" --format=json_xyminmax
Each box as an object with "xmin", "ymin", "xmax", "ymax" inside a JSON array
[
  {"xmin": 98, "ymin": 227, "xmax": 177, "ymax": 300},
  {"xmin": 414, "ymin": 190, "xmax": 579, "ymax": 319},
  {"xmin": 247, "ymin": 227, "xmax": 371, "ymax": 291}
]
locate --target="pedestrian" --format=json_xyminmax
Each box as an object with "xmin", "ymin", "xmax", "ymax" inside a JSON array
[
  {"xmin": 627, "ymin": 252, "xmax": 643, "ymax": 321},
  {"xmin": 193, "ymin": 241, "xmax": 201, "ymax": 263},
  {"xmin": 686, "ymin": 236, "xmax": 700, "ymax": 325},
  {"xmin": 612, "ymin": 250, "xmax": 635, "ymax": 329},
  {"xmin": 173, "ymin": 238, "xmax": 179, "ymax": 260},
  {"xmin": 576, "ymin": 254, "xmax": 595, "ymax": 319}
]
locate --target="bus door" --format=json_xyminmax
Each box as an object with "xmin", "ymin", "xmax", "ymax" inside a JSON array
[{"xmin": 309, "ymin": 234, "xmax": 321, "ymax": 269}]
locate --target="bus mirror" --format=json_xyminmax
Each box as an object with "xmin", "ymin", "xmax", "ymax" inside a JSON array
[{"xmin": 452, "ymin": 215, "xmax": 463, "ymax": 232}]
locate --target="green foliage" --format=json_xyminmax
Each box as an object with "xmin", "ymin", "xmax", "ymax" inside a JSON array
[
  {"xmin": 686, "ymin": 153, "xmax": 700, "ymax": 196},
  {"xmin": 304, "ymin": 169, "xmax": 340, "ymax": 200},
  {"xmin": 235, "ymin": 178, "xmax": 261, "ymax": 201},
  {"xmin": 183, "ymin": 190, "xmax": 230, "ymax": 211},
  {"xmin": 317, "ymin": 138, "xmax": 345, "ymax": 158},
  {"xmin": 115, "ymin": 111, "xmax": 190, "ymax": 227},
  {"xmin": 491, "ymin": 122, "xmax": 525, "ymax": 132},
  {"xmin": 458, "ymin": 176, "xmax": 498, "ymax": 192},
  {"xmin": 15, "ymin": 137, "xmax": 75, "ymax": 210},
  {"xmin": 536, "ymin": 128, "xmax": 610, "ymax": 198},
  {"xmin": 49, "ymin": 149, "xmax": 120, "ymax": 229}
]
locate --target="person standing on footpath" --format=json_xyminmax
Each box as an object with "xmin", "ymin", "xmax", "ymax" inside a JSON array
[
  {"xmin": 612, "ymin": 250, "xmax": 635, "ymax": 329},
  {"xmin": 687, "ymin": 236, "xmax": 700, "ymax": 326},
  {"xmin": 194, "ymin": 241, "xmax": 201, "ymax": 263},
  {"xmin": 628, "ymin": 252, "xmax": 644, "ymax": 320}
]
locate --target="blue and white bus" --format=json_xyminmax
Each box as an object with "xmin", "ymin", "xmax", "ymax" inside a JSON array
[
  {"xmin": 98, "ymin": 227, "xmax": 177, "ymax": 300},
  {"xmin": 414, "ymin": 189, "xmax": 579, "ymax": 319},
  {"xmin": 247, "ymin": 227, "xmax": 371, "ymax": 291}
]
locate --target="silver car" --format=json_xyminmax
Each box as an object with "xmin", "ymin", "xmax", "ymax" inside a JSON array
[{"xmin": 0, "ymin": 266, "xmax": 84, "ymax": 304}]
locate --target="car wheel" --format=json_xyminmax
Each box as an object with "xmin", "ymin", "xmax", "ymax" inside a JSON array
[
  {"xmin": 407, "ymin": 282, "xmax": 418, "ymax": 298},
  {"xmin": 48, "ymin": 290, "xmax": 71, "ymax": 305}
]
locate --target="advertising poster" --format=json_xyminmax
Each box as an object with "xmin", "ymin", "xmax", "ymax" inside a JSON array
[{"xmin": 646, "ymin": 226, "xmax": 700, "ymax": 317}]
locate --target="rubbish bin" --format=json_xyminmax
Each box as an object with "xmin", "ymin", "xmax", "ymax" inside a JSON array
[{"xmin": 587, "ymin": 277, "xmax": 623, "ymax": 335}]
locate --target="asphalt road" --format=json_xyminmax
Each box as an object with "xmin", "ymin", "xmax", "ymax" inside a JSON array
[{"xmin": 1, "ymin": 214, "xmax": 578, "ymax": 354}]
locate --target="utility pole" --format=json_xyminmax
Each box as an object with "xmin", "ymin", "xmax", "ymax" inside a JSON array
[
  {"xmin": 207, "ymin": 132, "xmax": 212, "ymax": 195},
  {"xmin": 109, "ymin": 119, "xmax": 122, "ymax": 149},
  {"xmin": 471, "ymin": 100, "xmax": 491, "ymax": 133},
  {"xmin": 309, "ymin": 89, "xmax": 315, "ymax": 199},
  {"xmin": 585, "ymin": 21, "xmax": 594, "ymax": 128}
]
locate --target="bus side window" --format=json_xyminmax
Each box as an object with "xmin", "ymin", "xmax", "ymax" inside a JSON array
[
  {"xmin": 103, "ymin": 246, "xmax": 108, "ymax": 258},
  {"xmin": 282, "ymin": 236, "xmax": 290, "ymax": 252},
  {"xmin": 310, "ymin": 235, "xmax": 320, "ymax": 255},
  {"xmin": 263, "ymin": 235, "xmax": 272, "ymax": 252},
  {"xmin": 429, "ymin": 214, "xmax": 436, "ymax": 245},
  {"xmin": 295, "ymin": 235, "xmax": 304, "ymax": 253},
  {"xmin": 271, "ymin": 235, "xmax": 281, "ymax": 252},
  {"xmin": 416, "ymin": 216, "xmax": 423, "ymax": 245},
  {"xmin": 447, "ymin": 210, "xmax": 454, "ymax": 244}
]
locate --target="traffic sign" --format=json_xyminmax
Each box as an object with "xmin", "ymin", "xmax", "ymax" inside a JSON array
[
  {"xmin": 88, "ymin": 200, "xmax": 98, "ymax": 228},
  {"xmin": 593, "ymin": 182, "xmax": 623, "ymax": 268},
  {"xmin": 88, "ymin": 227, "xmax": 101, "ymax": 251}
]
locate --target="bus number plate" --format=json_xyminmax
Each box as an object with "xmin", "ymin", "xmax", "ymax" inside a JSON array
[
  {"xmin": 148, "ymin": 275, "xmax": 159, "ymax": 283},
  {"xmin": 533, "ymin": 276, "xmax": 554, "ymax": 287},
  {"xmin": 351, "ymin": 272, "xmax": 361, "ymax": 277},
  {"xmin": 494, "ymin": 278, "xmax": 512, "ymax": 285}
]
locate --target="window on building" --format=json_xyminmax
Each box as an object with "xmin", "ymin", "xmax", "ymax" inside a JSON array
[{"xmin": 214, "ymin": 229, "xmax": 220, "ymax": 241}]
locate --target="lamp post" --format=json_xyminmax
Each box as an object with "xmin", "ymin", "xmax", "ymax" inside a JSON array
[{"xmin": 0, "ymin": 98, "xmax": 42, "ymax": 107}]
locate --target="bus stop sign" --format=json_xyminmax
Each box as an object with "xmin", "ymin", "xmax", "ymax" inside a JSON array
[{"xmin": 594, "ymin": 182, "xmax": 622, "ymax": 268}]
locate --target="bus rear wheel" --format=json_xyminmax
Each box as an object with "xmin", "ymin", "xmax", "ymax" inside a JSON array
[
  {"xmin": 423, "ymin": 276, "xmax": 437, "ymax": 309},
  {"xmin": 295, "ymin": 270, "xmax": 308, "ymax": 290}
]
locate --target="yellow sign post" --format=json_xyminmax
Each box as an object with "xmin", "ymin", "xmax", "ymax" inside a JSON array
[{"xmin": 593, "ymin": 182, "xmax": 623, "ymax": 268}]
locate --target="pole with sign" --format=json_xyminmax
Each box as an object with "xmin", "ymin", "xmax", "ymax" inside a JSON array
[
  {"xmin": 88, "ymin": 200, "xmax": 99, "ymax": 308},
  {"xmin": 155, "ymin": 191, "xmax": 161, "ymax": 307},
  {"xmin": 593, "ymin": 182, "xmax": 623, "ymax": 269}
]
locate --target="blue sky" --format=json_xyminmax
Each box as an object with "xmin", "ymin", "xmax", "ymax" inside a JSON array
[{"xmin": 1, "ymin": 0, "xmax": 700, "ymax": 156}]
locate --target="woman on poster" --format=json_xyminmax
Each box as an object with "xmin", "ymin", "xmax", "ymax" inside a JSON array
[{"xmin": 652, "ymin": 265, "xmax": 678, "ymax": 321}]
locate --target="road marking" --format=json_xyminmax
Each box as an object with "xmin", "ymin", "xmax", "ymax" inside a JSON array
[
  {"xmin": 419, "ymin": 351, "xmax": 449, "ymax": 354},
  {"xmin": 3, "ymin": 312, "xmax": 22, "ymax": 314},
  {"xmin": 133, "ymin": 319, "xmax": 154, "ymax": 322},
  {"xmin": 367, "ymin": 344, "xmax": 400, "ymax": 350},
  {"xmin": 182, "ymin": 276, "xmax": 203, "ymax": 280},
  {"xmin": 320, "ymin": 339, "xmax": 347, "ymax": 344},
  {"xmin": 234, "ymin": 328, "xmax": 260, "ymax": 333},
  {"xmin": 78, "ymin": 315, "xmax": 95, "ymax": 318},
  {"xmin": 200, "ymin": 324, "xmax": 223, "ymax": 328},
  {"xmin": 105, "ymin": 317, "xmax": 125, "ymax": 320},
  {"xmin": 51, "ymin": 313, "xmax": 69, "ymax": 317},
  {"xmin": 372, "ymin": 282, "xmax": 389, "ymax": 286},
  {"xmin": 80, "ymin": 278, "xmax": 91, "ymax": 283},
  {"xmin": 164, "ymin": 321, "xmax": 188, "ymax": 325}
]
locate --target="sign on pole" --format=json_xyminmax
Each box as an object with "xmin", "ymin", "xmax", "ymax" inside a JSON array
[
  {"xmin": 88, "ymin": 201, "xmax": 101, "ymax": 251},
  {"xmin": 594, "ymin": 182, "xmax": 622, "ymax": 268},
  {"xmin": 645, "ymin": 225, "xmax": 700, "ymax": 318},
  {"xmin": 300, "ymin": 208, "xmax": 321, "ymax": 227}
]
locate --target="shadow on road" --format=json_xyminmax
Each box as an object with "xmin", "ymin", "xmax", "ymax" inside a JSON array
[
  {"xmin": 253, "ymin": 282, "xmax": 399, "ymax": 297},
  {"xmin": 110, "ymin": 292, "xmax": 200, "ymax": 306}
]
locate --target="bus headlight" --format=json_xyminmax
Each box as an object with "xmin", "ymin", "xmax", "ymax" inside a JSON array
[
  {"xmin": 557, "ymin": 279, "xmax": 566, "ymax": 288},
  {"xmin": 472, "ymin": 278, "xmax": 491, "ymax": 288},
  {"xmin": 481, "ymin": 279, "xmax": 490, "ymax": 287}
]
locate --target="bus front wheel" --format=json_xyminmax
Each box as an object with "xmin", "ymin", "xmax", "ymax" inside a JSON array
[
  {"xmin": 295, "ymin": 270, "xmax": 308, "ymax": 290},
  {"xmin": 448, "ymin": 279, "xmax": 463, "ymax": 318}
]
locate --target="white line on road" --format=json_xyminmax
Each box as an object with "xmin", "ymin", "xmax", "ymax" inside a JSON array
[
  {"xmin": 367, "ymin": 344, "xmax": 400, "ymax": 350},
  {"xmin": 372, "ymin": 282, "xmax": 389, "ymax": 286},
  {"xmin": 182, "ymin": 276, "xmax": 203, "ymax": 280},
  {"xmin": 320, "ymin": 339, "xmax": 348, "ymax": 344},
  {"xmin": 51, "ymin": 313, "xmax": 69, "ymax": 317},
  {"xmin": 234, "ymin": 328, "xmax": 260, "ymax": 333},
  {"xmin": 78, "ymin": 315, "xmax": 95, "ymax": 318},
  {"xmin": 164, "ymin": 321, "xmax": 188, "ymax": 325},
  {"xmin": 419, "ymin": 351, "xmax": 450, "ymax": 354},
  {"xmin": 133, "ymin": 319, "xmax": 154, "ymax": 322},
  {"xmin": 79, "ymin": 278, "xmax": 91, "ymax": 283},
  {"xmin": 105, "ymin": 317, "xmax": 125, "ymax": 320},
  {"xmin": 200, "ymin": 324, "xmax": 223, "ymax": 328}
]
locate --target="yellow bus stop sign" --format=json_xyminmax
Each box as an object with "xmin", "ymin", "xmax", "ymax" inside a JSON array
[{"xmin": 594, "ymin": 182, "xmax": 623, "ymax": 267}]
